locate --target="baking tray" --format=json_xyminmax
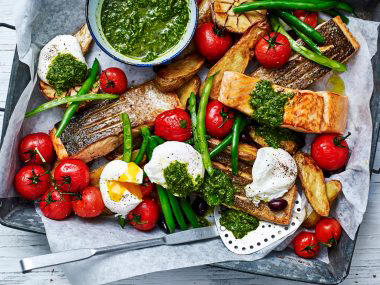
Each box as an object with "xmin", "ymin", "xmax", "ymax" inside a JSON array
[{"xmin": 0, "ymin": 2, "xmax": 379, "ymax": 283}]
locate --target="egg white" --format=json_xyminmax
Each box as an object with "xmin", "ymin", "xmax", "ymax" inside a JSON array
[
  {"xmin": 37, "ymin": 35, "xmax": 87, "ymax": 84},
  {"xmin": 144, "ymin": 141, "xmax": 205, "ymax": 189},
  {"xmin": 99, "ymin": 160, "xmax": 144, "ymax": 216}
]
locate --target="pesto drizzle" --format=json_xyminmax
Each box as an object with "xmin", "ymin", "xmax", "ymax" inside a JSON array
[
  {"xmin": 163, "ymin": 161, "xmax": 203, "ymax": 198},
  {"xmin": 46, "ymin": 53, "xmax": 88, "ymax": 94},
  {"xmin": 220, "ymin": 209, "xmax": 259, "ymax": 239},
  {"xmin": 200, "ymin": 169, "xmax": 236, "ymax": 207},
  {"xmin": 255, "ymin": 125, "xmax": 301, "ymax": 149},
  {"xmin": 250, "ymin": 80, "xmax": 294, "ymax": 127}
]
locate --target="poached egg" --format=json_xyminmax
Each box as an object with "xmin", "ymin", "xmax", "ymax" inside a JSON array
[
  {"xmin": 245, "ymin": 147, "xmax": 297, "ymax": 205},
  {"xmin": 144, "ymin": 141, "xmax": 205, "ymax": 194},
  {"xmin": 37, "ymin": 35, "xmax": 87, "ymax": 84},
  {"xmin": 99, "ymin": 160, "xmax": 144, "ymax": 216}
]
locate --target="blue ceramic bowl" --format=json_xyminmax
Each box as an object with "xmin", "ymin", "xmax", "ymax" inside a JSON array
[{"xmin": 86, "ymin": 0, "xmax": 198, "ymax": 67}]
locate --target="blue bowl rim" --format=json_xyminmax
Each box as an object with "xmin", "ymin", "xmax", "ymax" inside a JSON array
[{"xmin": 85, "ymin": 0, "xmax": 198, "ymax": 67}]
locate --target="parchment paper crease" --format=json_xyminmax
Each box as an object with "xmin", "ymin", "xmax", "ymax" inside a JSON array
[{"xmin": 0, "ymin": 1, "xmax": 378, "ymax": 284}]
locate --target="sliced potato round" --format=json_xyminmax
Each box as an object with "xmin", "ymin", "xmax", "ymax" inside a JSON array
[{"xmin": 211, "ymin": 0, "xmax": 266, "ymax": 34}]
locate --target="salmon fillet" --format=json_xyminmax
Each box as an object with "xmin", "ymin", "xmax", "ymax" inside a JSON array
[
  {"xmin": 218, "ymin": 71, "xmax": 348, "ymax": 134},
  {"xmin": 50, "ymin": 81, "xmax": 180, "ymax": 162}
]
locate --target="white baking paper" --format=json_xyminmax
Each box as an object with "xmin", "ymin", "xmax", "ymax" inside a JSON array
[{"xmin": 0, "ymin": 0, "xmax": 378, "ymax": 283}]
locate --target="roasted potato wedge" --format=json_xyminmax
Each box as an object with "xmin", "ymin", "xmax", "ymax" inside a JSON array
[
  {"xmin": 200, "ymin": 20, "xmax": 268, "ymax": 99},
  {"xmin": 303, "ymin": 180, "xmax": 342, "ymax": 228},
  {"xmin": 211, "ymin": 0, "xmax": 266, "ymax": 34},
  {"xmin": 198, "ymin": 0, "xmax": 212, "ymax": 24},
  {"xmin": 248, "ymin": 126, "xmax": 300, "ymax": 154},
  {"xmin": 154, "ymin": 54, "xmax": 205, "ymax": 92},
  {"xmin": 294, "ymin": 152, "xmax": 329, "ymax": 217},
  {"xmin": 177, "ymin": 75, "xmax": 201, "ymax": 107}
]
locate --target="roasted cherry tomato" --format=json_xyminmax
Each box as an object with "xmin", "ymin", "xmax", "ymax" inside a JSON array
[
  {"xmin": 72, "ymin": 186, "xmax": 105, "ymax": 218},
  {"xmin": 18, "ymin": 132, "xmax": 54, "ymax": 165},
  {"xmin": 311, "ymin": 133, "xmax": 350, "ymax": 171},
  {"xmin": 154, "ymin": 108, "xmax": 192, "ymax": 141},
  {"xmin": 315, "ymin": 218, "xmax": 342, "ymax": 247},
  {"xmin": 293, "ymin": 231, "xmax": 320, "ymax": 259},
  {"xmin": 141, "ymin": 177, "xmax": 154, "ymax": 198},
  {"xmin": 54, "ymin": 158, "xmax": 90, "ymax": 193},
  {"xmin": 205, "ymin": 100, "xmax": 234, "ymax": 138},
  {"xmin": 195, "ymin": 22, "xmax": 232, "ymax": 61},
  {"xmin": 255, "ymin": 32, "xmax": 292, "ymax": 69},
  {"xmin": 100, "ymin": 67, "xmax": 128, "ymax": 94},
  {"xmin": 293, "ymin": 10, "xmax": 319, "ymax": 28},
  {"xmin": 39, "ymin": 187, "xmax": 72, "ymax": 220},
  {"xmin": 127, "ymin": 199, "xmax": 159, "ymax": 231},
  {"xmin": 14, "ymin": 165, "xmax": 50, "ymax": 200}
]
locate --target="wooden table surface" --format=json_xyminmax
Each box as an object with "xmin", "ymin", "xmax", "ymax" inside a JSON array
[{"xmin": 0, "ymin": 1, "xmax": 379, "ymax": 284}]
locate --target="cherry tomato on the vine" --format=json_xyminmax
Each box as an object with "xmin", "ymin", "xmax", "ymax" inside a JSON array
[
  {"xmin": 195, "ymin": 22, "xmax": 232, "ymax": 61},
  {"xmin": 205, "ymin": 100, "xmax": 234, "ymax": 138},
  {"xmin": 54, "ymin": 158, "xmax": 90, "ymax": 193},
  {"xmin": 39, "ymin": 187, "xmax": 72, "ymax": 220},
  {"xmin": 293, "ymin": 231, "xmax": 320, "ymax": 259},
  {"xmin": 72, "ymin": 186, "xmax": 105, "ymax": 218},
  {"xmin": 18, "ymin": 132, "xmax": 54, "ymax": 165},
  {"xmin": 293, "ymin": 10, "xmax": 319, "ymax": 28},
  {"xmin": 14, "ymin": 164, "xmax": 51, "ymax": 200},
  {"xmin": 315, "ymin": 218, "xmax": 342, "ymax": 247},
  {"xmin": 154, "ymin": 108, "xmax": 192, "ymax": 141},
  {"xmin": 127, "ymin": 199, "xmax": 159, "ymax": 231},
  {"xmin": 311, "ymin": 133, "xmax": 350, "ymax": 171},
  {"xmin": 255, "ymin": 32, "xmax": 292, "ymax": 69},
  {"xmin": 100, "ymin": 67, "xmax": 128, "ymax": 94}
]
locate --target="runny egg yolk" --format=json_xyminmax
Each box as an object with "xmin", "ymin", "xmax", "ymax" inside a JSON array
[
  {"xmin": 107, "ymin": 181, "xmax": 143, "ymax": 202},
  {"xmin": 118, "ymin": 162, "xmax": 140, "ymax": 183}
]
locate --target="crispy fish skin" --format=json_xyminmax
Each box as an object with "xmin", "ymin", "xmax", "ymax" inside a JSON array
[
  {"xmin": 251, "ymin": 17, "xmax": 360, "ymax": 89},
  {"xmin": 51, "ymin": 82, "xmax": 180, "ymax": 162},
  {"xmin": 218, "ymin": 71, "xmax": 348, "ymax": 134},
  {"xmin": 200, "ymin": 19, "xmax": 269, "ymax": 99}
]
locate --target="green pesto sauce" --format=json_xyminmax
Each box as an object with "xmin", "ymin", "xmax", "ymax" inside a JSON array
[
  {"xmin": 200, "ymin": 169, "xmax": 236, "ymax": 207},
  {"xmin": 197, "ymin": 216, "xmax": 210, "ymax": 227},
  {"xmin": 163, "ymin": 161, "xmax": 203, "ymax": 198},
  {"xmin": 101, "ymin": 0, "xmax": 190, "ymax": 62},
  {"xmin": 256, "ymin": 125, "xmax": 301, "ymax": 149},
  {"xmin": 220, "ymin": 209, "xmax": 259, "ymax": 239},
  {"xmin": 250, "ymin": 80, "xmax": 294, "ymax": 127},
  {"xmin": 46, "ymin": 53, "xmax": 88, "ymax": 94}
]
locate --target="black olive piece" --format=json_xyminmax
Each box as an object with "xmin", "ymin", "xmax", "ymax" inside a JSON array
[
  {"xmin": 191, "ymin": 196, "xmax": 209, "ymax": 216},
  {"xmin": 268, "ymin": 198, "xmax": 288, "ymax": 212},
  {"xmin": 158, "ymin": 216, "xmax": 170, "ymax": 234}
]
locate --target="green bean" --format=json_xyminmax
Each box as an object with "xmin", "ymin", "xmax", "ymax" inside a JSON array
[
  {"xmin": 275, "ymin": 10, "xmax": 324, "ymax": 44},
  {"xmin": 288, "ymin": 23, "xmax": 322, "ymax": 54},
  {"xmin": 167, "ymin": 192, "xmax": 188, "ymax": 230},
  {"xmin": 270, "ymin": 16, "xmax": 347, "ymax": 72},
  {"xmin": 185, "ymin": 135, "xmax": 211, "ymax": 145},
  {"xmin": 287, "ymin": 0, "xmax": 354, "ymax": 15},
  {"xmin": 234, "ymin": 0, "xmax": 337, "ymax": 13},
  {"xmin": 55, "ymin": 58, "xmax": 100, "ymax": 137},
  {"xmin": 189, "ymin": 92, "xmax": 199, "ymax": 152},
  {"xmin": 120, "ymin": 113, "xmax": 132, "ymax": 163},
  {"xmin": 134, "ymin": 127, "xmax": 150, "ymax": 165},
  {"xmin": 179, "ymin": 198, "xmax": 200, "ymax": 228},
  {"xmin": 197, "ymin": 75, "xmax": 216, "ymax": 176},
  {"xmin": 25, "ymin": 93, "xmax": 118, "ymax": 118},
  {"xmin": 209, "ymin": 120, "xmax": 248, "ymax": 159},
  {"xmin": 150, "ymin": 135, "xmax": 166, "ymax": 145},
  {"xmin": 323, "ymin": 9, "xmax": 349, "ymax": 24},
  {"xmin": 157, "ymin": 185, "xmax": 176, "ymax": 233},
  {"xmin": 146, "ymin": 137, "xmax": 159, "ymax": 161},
  {"xmin": 231, "ymin": 115, "xmax": 243, "ymax": 175}
]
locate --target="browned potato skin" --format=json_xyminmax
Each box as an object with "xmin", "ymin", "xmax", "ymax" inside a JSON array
[
  {"xmin": 198, "ymin": 0, "xmax": 212, "ymax": 24},
  {"xmin": 303, "ymin": 180, "xmax": 342, "ymax": 228},
  {"xmin": 177, "ymin": 75, "xmax": 201, "ymax": 107},
  {"xmin": 154, "ymin": 54, "xmax": 205, "ymax": 92},
  {"xmin": 294, "ymin": 152, "xmax": 330, "ymax": 217},
  {"xmin": 200, "ymin": 20, "xmax": 269, "ymax": 99},
  {"xmin": 248, "ymin": 127, "xmax": 299, "ymax": 155}
]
